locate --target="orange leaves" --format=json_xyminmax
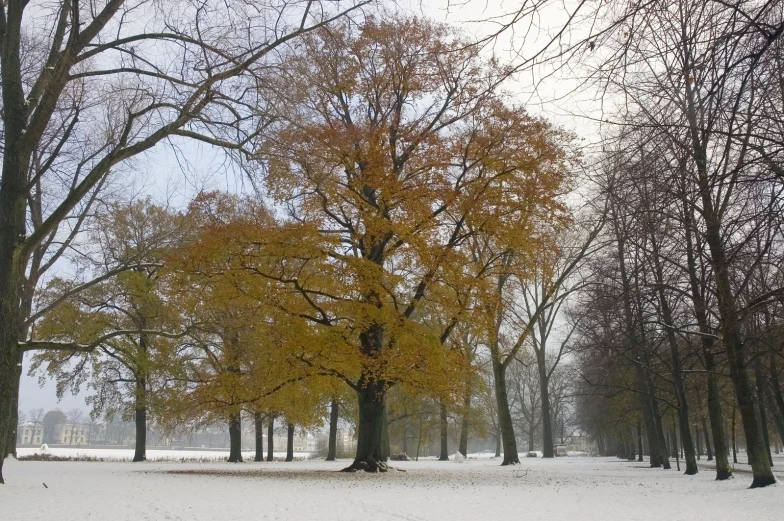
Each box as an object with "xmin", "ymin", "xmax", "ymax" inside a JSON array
[{"xmin": 167, "ymin": 16, "xmax": 575, "ymax": 416}]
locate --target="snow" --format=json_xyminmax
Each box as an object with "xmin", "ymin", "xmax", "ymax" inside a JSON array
[
  {"xmin": 15, "ymin": 447, "xmax": 312, "ymax": 462},
  {"xmin": 1, "ymin": 454, "xmax": 781, "ymax": 520}
]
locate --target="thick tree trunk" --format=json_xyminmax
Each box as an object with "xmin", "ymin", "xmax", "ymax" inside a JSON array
[
  {"xmin": 326, "ymin": 399, "xmax": 339, "ymax": 461},
  {"xmin": 494, "ymin": 425, "xmax": 501, "ymax": 457},
  {"xmin": 768, "ymin": 354, "xmax": 784, "ymax": 447},
  {"xmin": 133, "ymin": 378, "xmax": 147, "ymax": 462},
  {"xmin": 286, "ymin": 423, "xmax": 294, "ymax": 462},
  {"xmin": 227, "ymin": 412, "xmax": 243, "ymax": 463},
  {"xmin": 266, "ymin": 418, "xmax": 274, "ymax": 461},
  {"xmin": 0, "ymin": 39, "xmax": 32, "ymax": 483},
  {"xmin": 755, "ymin": 361, "xmax": 774, "ymax": 467},
  {"xmin": 702, "ymin": 417, "xmax": 713, "ymax": 461},
  {"xmin": 439, "ymin": 403, "xmax": 449, "ymax": 461},
  {"xmin": 491, "ymin": 357, "xmax": 519, "ymax": 465},
  {"xmin": 458, "ymin": 386, "xmax": 471, "ymax": 457},
  {"xmin": 254, "ymin": 412, "xmax": 264, "ymax": 462},
  {"xmin": 344, "ymin": 380, "xmax": 388, "ymax": 472},
  {"xmin": 438, "ymin": 403, "xmax": 449, "ymax": 461},
  {"xmin": 379, "ymin": 406, "xmax": 390, "ymax": 462}
]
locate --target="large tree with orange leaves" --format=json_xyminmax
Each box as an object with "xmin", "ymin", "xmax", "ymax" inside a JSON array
[{"xmin": 184, "ymin": 16, "xmax": 573, "ymax": 471}]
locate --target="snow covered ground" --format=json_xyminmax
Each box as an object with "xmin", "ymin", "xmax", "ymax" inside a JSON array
[
  {"xmin": 15, "ymin": 447, "xmax": 312, "ymax": 461},
  {"xmin": 1, "ymin": 454, "xmax": 781, "ymax": 521}
]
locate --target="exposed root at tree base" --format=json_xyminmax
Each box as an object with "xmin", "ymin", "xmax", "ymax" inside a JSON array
[
  {"xmin": 341, "ymin": 459, "xmax": 391, "ymax": 473},
  {"xmin": 715, "ymin": 469, "xmax": 732, "ymax": 480},
  {"xmin": 749, "ymin": 475, "xmax": 776, "ymax": 488}
]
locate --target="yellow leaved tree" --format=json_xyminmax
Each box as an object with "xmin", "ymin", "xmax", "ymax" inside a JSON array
[{"xmin": 181, "ymin": 16, "xmax": 573, "ymax": 471}]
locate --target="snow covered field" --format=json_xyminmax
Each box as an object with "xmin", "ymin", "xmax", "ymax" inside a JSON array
[
  {"xmin": 1, "ymin": 455, "xmax": 781, "ymax": 521},
  {"xmin": 15, "ymin": 447, "xmax": 312, "ymax": 462}
]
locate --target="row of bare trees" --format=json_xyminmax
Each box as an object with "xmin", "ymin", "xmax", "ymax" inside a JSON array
[{"xmin": 571, "ymin": 0, "xmax": 784, "ymax": 488}]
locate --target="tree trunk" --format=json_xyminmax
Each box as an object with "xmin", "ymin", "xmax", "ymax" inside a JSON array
[
  {"xmin": 755, "ymin": 360, "xmax": 773, "ymax": 467},
  {"xmin": 768, "ymin": 357, "xmax": 784, "ymax": 448},
  {"xmin": 494, "ymin": 425, "xmax": 501, "ymax": 458},
  {"xmin": 254, "ymin": 412, "xmax": 264, "ymax": 462},
  {"xmin": 326, "ymin": 399, "xmax": 339, "ymax": 461},
  {"xmin": 692, "ymin": 142, "xmax": 774, "ymax": 487},
  {"xmin": 637, "ymin": 419, "xmax": 643, "ymax": 462},
  {"xmin": 132, "ymin": 378, "xmax": 147, "ymax": 462},
  {"xmin": 732, "ymin": 403, "xmax": 738, "ymax": 464},
  {"xmin": 681, "ymin": 192, "xmax": 729, "ymax": 479},
  {"xmin": 227, "ymin": 412, "xmax": 243, "ymax": 463},
  {"xmin": 491, "ymin": 358, "xmax": 519, "ymax": 465},
  {"xmin": 695, "ymin": 425, "xmax": 702, "ymax": 461},
  {"xmin": 266, "ymin": 418, "xmax": 274, "ymax": 461},
  {"xmin": 5, "ymin": 351, "xmax": 23, "ymax": 459},
  {"xmin": 537, "ymin": 348, "xmax": 554, "ymax": 459},
  {"xmin": 458, "ymin": 386, "xmax": 471, "ymax": 457},
  {"xmin": 768, "ymin": 354, "xmax": 784, "ymax": 446},
  {"xmin": 344, "ymin": 380, "xmax": 388, "ymax": 472},
  {"xmin": 286, "ymin": 423, "xmax": 294, "ymax": 462},
  {"xmin": 702, "ymin": 417, "xmax": 713, "ymax": 461},
  {"xmin": 0, "ymin": 57, "xmax": 32, "ymax": 482},
  {"xmin": 439, "ymin": 403, "xmax": 449, "ymax": 461},
  {"xmin": 648, "ymin": 232, "xmax": 696, "ymax": 475}
]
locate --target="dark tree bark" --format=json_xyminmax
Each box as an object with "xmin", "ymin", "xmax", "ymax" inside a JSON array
[
  {"xmin": 5, "ymin": 352, "xmax": 22, "ymax": 459},
  {"xmin": 702, "ymin": 417, "xmax": 713, "ymax": 461},
  {"xmin": 439, "ymin": 403, "xmax": 449, "ymax": 461},
  {"xmin": 132, "ymin": 378, "xmax": 147, "ymax": 462},
  {"xmin": 267, "ymin": 418, "xmax": 274, "ymax": 461},
  {"xmin": 458, "ymin": 385, "xmax": 471, "ymax": 457},
  {"xmin": 286, "ymin": 423, "xmax": 294, "ymax": 462},
  {"xmin": 755, "ymin": 360, "xmax": 774, "ymax": 467},
  {"xmin": 637, "ymin": 419, "xmax": 643, "ymax": 462},
  {"xmin": 379, "ymin": 406, "xmax": 390, "ymax": 462},
  {"xmin": 344, "ymin": 379, "xmax": 388, "ymax": 472},
  {"xmin": 254, "ymin": 412, "xmax": 264, "ymax": 462},
  {"xmin": 326, "ymin": 399, "xmax": 339, "ymax": 461},
  {"xmin": 227, "ymin": 412, "xmax": 243, "ymax": 463},
  {"xmin": 732, "ymin": 404, "xmax": 738, "ymax": 464},
  {"xmin": 491, "ymin": 358, "xmax": 520, "ymax": 465},
  {"xmin": 769, "ymin": 354, "xmax": 784, "ymax": 447},
  {"xmin": 538, "ymin": 347, "xmax": 554, "ymax": 459}
]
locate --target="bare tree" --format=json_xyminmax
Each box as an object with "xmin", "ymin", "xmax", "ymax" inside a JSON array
[{"xmin": 0, "ymin": 0, "xmax": 371, "ymax": 484}]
